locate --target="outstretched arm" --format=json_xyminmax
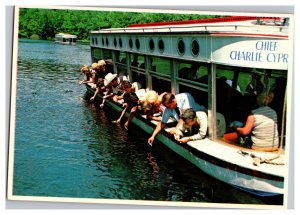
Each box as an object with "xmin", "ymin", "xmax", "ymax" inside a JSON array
[{"xmin": 148, "ymin": 121, "xmax": 165, "ymax": 146}]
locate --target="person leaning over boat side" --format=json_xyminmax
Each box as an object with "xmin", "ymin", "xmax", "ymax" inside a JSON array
[
  {"xmin": 90, "ymin": 78, "xmax": 106, "ymax": 103},
  {"xmin": 103, "ymin": 72, "xmax": 127, "ymax": 101},
  {"xmin": 147, "ymin": 92, "xmax": 206, "ymax": 146},
  {"xmin": 222, "ymin": 91, "xmax": 279, "ymax": 151},
  {"xmin": 79, "ymin": 63, "xmax": 99, "ymax": 88},
  {"xmin": 78, "ymin": 65, "xmax": 92, "ymax": 84},
  {"xmin": 113, "ymin": 81, "xmax": 139, "ymax": 130},
  {"xmin": 170, "ymin": 108, "xmax": 207, "ymax": 144},
  {"xmin": 97, "ymin": 60, "xmax": 109, "ymax": 79},
  {"xmin": 138, "ymin": 90, "xmax": 165, "ymax": 122}
]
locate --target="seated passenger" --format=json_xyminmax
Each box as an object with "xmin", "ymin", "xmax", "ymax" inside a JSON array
[
  {"xmin": 113, "ymin": 81, "xmax": 139, "ymax": 130},
  {"xmin": 179, "ymin": 64, "xmax": 200, "ymax": 80},
  {"xmin": 138, "ymin": 90, "xmax": 165, "ymax": 122},
  {"xmin": 223, "ymin": 91, "xmax": 279, "ymax": 151},
  {"xmin": 169, "ymin": 108, "xmax": 207, "ymax": 144},
  {"xmin": 245, "ymin": 73, "xmax": 264, "ymax": 96},
  {"xmin": 147, "ymin": 92, "xmax": 206, "ymax": 146}
]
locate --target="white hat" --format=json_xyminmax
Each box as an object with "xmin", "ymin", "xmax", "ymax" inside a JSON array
[{"xmin": 104, "ymin": 73, "xmax": 118, "ymax": 86}]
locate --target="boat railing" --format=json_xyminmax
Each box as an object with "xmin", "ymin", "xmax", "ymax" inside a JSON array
[{"xmin": 92, "ymin": 23, "xmax": 289, "ymax": 34}]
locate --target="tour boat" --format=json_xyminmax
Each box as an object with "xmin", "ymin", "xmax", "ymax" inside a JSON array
[
  {"xmin": 55, "ymin": 33, "xmax": 77, "ymax": 44},
  {"xmin": 85, "ymin": 15, "xmax": 291, "ymax": 197}
]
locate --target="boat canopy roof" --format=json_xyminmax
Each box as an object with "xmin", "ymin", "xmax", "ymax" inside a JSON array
[
  {"xmin": 55, "ymin": 33, "xmax": 77, "ymax": 39},
  {"xmin": 90, "ymin": 16, "xmax": 289, "ymax": 37}
]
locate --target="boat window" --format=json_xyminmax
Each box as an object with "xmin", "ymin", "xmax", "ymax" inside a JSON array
[
  {"xmin": 177, "ymin": 38, "xmax": 185, "ymax": 56},
  {"xmin": 130, "ymin": 53, "xmax": 146, "ymax": 88},
  {"xmin": 116, "ymin": 51, "xmax": 127, "ymax": 63},
  {"xmin": 178, "ymin": 84, "xmax": 208, "ymax": 109},
  {"xmin": 132, "ymin": 72, "xmax": 147, "ymax": 89},
  {"xmin": 191, "ymin": 39, "xmax": 200, "ymax": 57},
  {"xmin": 149, "ymin": 38, "xmax": 155, "ymax": 52},
  {"xmin": 119, "ymin": 38, "xmax": 123, "ymax": 48},
  {"xmin": 102, "ymin": 49, "xmax": 112, "ymax": 60},
  {"xmin": 177, "ymin": 61, "xmax": 208, "ymax": 83},
  {"xmin": 130, "ymin": 53, "xmax": 145, "ymax": 69},
  {"xmin": 114, "ymin": 38, "xmax": 117, "ymax": 48},
  {"xmin": 135, "ymin": 39, "xmax": 140, "ymax": 50},
  {"xmin": 152, "ymin": 76, "xmax": 171, "ymax": 94},
  {"xmin": 158, "ymin": 38, "xmax": 164, "ymax": 53},
  {"xmin": 91, "ymin": 47, "xmax": 102, "ymax": 62},
  {"xmin": 95, "ymin": 37, "xmax": 98, "ymax": 45},
  {"xmin": 92, "ymin": 37, "xmax": 94, "ymax": 45},
  {"xmin": 215, "ymin": 65, "xmax": 288, "ymax": 142},
  {"xmin": 129, "ymin": 38, "xmax": 133, "ymax": 49},
  {"xmin": 101, "ymin": 38, "xmax": 105, "ymax": 46},
  {"xmin": 150, "ymin": 57, "xmax": 170, "ymax": 75},
  {"xmin": 106, "ymin": 37, "xmax": 109, "ymax": 46},
  {"xmin": 177, "ymin": 60, "xmax": 209, "ymax": 108}
]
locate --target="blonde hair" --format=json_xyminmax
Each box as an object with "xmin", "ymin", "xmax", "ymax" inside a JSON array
[
  {"xmin": 81, "ymin": 65, "xmax": 89, "ymax": 73},
  {"xmin": 98, "ymin": 60, "xmax": 106, "ymax": 67},
  {"xmin": 91, "ymin": 63, "xmax": 98, "ymax": 70},
  {"xmin": 145, "ymin": 90, "xmax": 158, "ymax": 104}
]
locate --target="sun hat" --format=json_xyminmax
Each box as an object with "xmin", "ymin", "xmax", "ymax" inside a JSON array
[{"xmin": 104, "ymin": 73, "xmax": 118, "ymax": 86}]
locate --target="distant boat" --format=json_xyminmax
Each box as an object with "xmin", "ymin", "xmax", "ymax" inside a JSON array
[{"xmin": 55, "ymin": 33, "xmax": 77, "ymax": 45}]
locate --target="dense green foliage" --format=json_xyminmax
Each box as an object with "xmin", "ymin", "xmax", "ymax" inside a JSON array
[{"xmin": 19, "ymin": 8, "xmax": 220, "ymax": 41}]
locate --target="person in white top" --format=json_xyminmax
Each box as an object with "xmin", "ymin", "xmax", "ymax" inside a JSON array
[
  {"xmin": 170, "ymin": 108, "xmax": 207, "ymax": 144},
  {"xmin": 223, "ymin": 91, "xmax": 279, "ymax": 151},
  {"xmin": 147, "ymin": 92, "xmax": 206, "ymax": 146}
]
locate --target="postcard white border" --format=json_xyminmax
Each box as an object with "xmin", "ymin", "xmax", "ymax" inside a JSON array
[{"xmin": 4, "ymin": 4, "xmax": 295, "ymax": 210}]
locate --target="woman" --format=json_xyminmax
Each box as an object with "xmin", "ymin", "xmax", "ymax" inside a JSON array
[
  {"xmin": 223, "ymin": 91, "xmax": 279, "ymax": 151},
  {"xmin": 138, "ymin": 90, "xmax": 164, "ymax": 122}
]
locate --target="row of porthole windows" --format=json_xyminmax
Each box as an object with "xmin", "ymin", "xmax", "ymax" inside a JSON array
[{"xmin": 91, "ymin": 36, "xmax": 200, "ymax": 57}]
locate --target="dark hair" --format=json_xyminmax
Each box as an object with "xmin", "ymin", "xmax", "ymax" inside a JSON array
[
  {"xmin": 180, "ymin": 108, "xmax": 196, "ymax": 120},
  {"xmin": 162, "ymin": 93, "xmax": 175, "ymax": 106},
  {"xmin": 120, "ymin": 80, "xmax": 132, "ymax": 90}
]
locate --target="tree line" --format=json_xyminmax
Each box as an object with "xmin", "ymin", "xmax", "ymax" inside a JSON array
[{"xmin": 19, "ymin": 8, "xmax": 220, "ymax": 41}]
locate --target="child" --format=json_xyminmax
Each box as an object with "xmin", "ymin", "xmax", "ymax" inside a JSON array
[{"xmin": 113, "ymin": 81, "xmax": 139, "ymax": 130}]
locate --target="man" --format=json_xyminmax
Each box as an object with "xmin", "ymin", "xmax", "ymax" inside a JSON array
[
  {"xmin": 147, "ymin": 92, "xmax": 206, "ymax": 146},
  {"xmin": 170, "ymin": 108, "xmax": 207, "ymax": 144}
]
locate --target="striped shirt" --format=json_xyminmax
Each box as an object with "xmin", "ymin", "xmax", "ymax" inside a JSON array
[{"xmin": 251, "ymin": 106, "xmax": 279, "ymax": 148}]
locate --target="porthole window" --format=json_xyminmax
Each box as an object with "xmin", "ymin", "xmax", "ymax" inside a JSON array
[
  {"xmin": 149, "ymin": 39, "xmax": 155, "ymax": 52},
  {"xmin": 135, "ymin": 39, "xmax": 140, "ymax": 50},
  {"xmin": 191, "ymin": 39, "xmax": 200, "ymax": 57},
  {"xmin": 178, "ymin": 38, "xmax": 185, "ymax": 56},
  {"xmin": 113, "ymin": 38, "xmax": 117, "ymax": 47},
  {"xmin": 101, "ymin": 38, "xmax": 105, "ymax": 46},
  {"xmin": 106, "ymin": 37, "xmax": 109, "ymax": 46},
  {"xmin": 129, "ymin": 38, "xmax": 133, "ymax": 49},
  {"xmin": 119, "ymin": 38, "xmax": 123, "ymax": 48},
  {"xmin": 158, "ymin": 38, "xmax": 164, "ymax": 53}
]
